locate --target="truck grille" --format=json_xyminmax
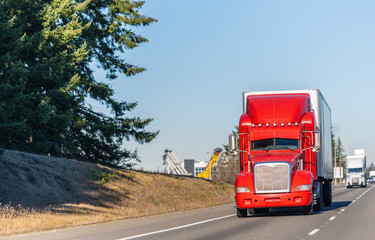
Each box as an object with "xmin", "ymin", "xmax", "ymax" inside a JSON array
[
  {"xmin": 254, "ymin": 162, "xmax": 290, "ymax": 193},
  {"xmin": 352, "ymin": 177, "xmax": 359, "ymax": 185}
]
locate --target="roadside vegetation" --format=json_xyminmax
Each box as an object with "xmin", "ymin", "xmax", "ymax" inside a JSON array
[
  {"xmin": 0, "ymin": 150, "xmax": 233, "ymax": 237},
  {"xmin": 0, "ymin": 2, "xmax": 235, "ymax": 236},
  {"xmin": 0, "ymin": 0, "xmax": 158, "ymax": 167}
]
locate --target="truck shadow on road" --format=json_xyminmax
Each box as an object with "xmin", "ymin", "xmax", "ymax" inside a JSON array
[
  {"xmin": 320, "ymin": 200, "xmax": 353, "ymax": 213},
  {"xmin": 246, "ymin": 201, "xmax": 352, "ymax": 217}
]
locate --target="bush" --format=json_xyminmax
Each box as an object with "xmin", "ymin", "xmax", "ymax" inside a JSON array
[{"xmin": 94, "ymin": 171, "xmax": 115, "ymax": 185}]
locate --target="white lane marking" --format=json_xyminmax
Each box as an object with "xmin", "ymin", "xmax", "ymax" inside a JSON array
[
  {"xmin": 351, "ymin": 185, "xmax": 375, "ymax": 204},
  {"xmin": 116, "ymin": 214, "xmax": 236, "ymax": 240},
  {"xmin": 308, "ymin": 229, "xmax": 320, "ymax": 235},
  {"xmin": 305, "ymin": 185, "xmax": 375, "ymax": 239}
]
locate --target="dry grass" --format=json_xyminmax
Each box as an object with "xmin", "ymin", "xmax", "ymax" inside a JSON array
[{"xmin": 0, "ymin": 151, "xmax": 234, "ymax": 237}]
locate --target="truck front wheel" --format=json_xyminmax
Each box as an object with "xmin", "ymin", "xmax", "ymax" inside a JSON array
[
  {"xmin": 236, "ymin": 208, "xmax": 248, "ymax": 218},
  {"xmin": 313, "ymin": 182, "xmax": 324, "ymax": 212},
  {"xmin": 302, "ymin": 195, "xmax": 313, "ymax": 215}
]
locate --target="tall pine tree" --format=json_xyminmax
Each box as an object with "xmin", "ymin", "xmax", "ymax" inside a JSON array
[{"xmin": 0, "ymin": 0, "xmax": 158, "ymax": 167}]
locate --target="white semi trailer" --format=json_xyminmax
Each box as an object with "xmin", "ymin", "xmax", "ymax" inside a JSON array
[{"xmin": 346, "ymin": 149, "xmax": 366, "ymax": 188}]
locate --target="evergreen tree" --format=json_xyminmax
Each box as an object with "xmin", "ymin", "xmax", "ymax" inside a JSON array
[
  {"xmin": 336, "ymin": 137, "xmax": 346, "ymax": 169},
  {"xmin": 331, "ymin": 126, "xmax": 336, "ymax": 166},
  {"xmin": 331, "ymin": 128, "xmax": 345, "ymax": 169},
  {"xmin": 0, "ymin": 0, "xmax": 158, "ymax": 167},
  {"xmin": 366, "ymin": 162, "xmax": 375, "ymax": 178}
]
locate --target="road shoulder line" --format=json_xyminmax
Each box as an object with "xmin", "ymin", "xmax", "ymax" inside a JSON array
[{"xmin": 116, "ymin": 214, "xmax": 236, "ymax": 240}]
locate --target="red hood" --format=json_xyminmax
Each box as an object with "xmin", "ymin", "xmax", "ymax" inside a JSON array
[{"xmin": 250, "ymin": 151, "xmax": 300, "ymax": 165}]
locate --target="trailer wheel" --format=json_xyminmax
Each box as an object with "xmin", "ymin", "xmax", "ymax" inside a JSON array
[
  {"xmin": 323, "ymin": 181, "xmax": 332, "ymax": 207},
  {"xmin": 236, "ymin": 208, "xmax": 248, "ymax": 218},
  {"xmin": 302, "ymin": 194, "xmax": 313, "ymax": 215},
  {"xmin": 313, "ymin": 182, "xmax": 324, "ymax": 212},
  {"xmin": 254, "ymin": 208, "xmax": 269, "ymax": 214}
]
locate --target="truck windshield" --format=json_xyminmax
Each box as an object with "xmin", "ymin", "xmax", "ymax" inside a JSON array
[
  {"xmin": 251, "ymin": 138, "xmax": 299, "ymax": 151},
  {"xmin": 348, "ymin": 168, "xmax": 363, "ymax": 173}
]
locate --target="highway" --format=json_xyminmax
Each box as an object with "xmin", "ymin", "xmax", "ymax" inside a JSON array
[{"xmin": 4, "ymin": 184, "xmax": 375, "ymax": 240}]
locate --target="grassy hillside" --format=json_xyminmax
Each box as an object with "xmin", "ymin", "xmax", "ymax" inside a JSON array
[{"xmin": 0, "ymin": 150, "xmax": 234, "ymax": 236}]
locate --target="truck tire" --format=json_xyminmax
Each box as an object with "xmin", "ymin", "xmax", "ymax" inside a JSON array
[
  {"xmin": 254, "ymin": 208, "xmax": 269, "ymax": 214},
  {"xmin": 302, "ymin": 195, "xmax": 313, "ymax": 215},
  {"xmin": 313, "ymin": 182, "xmax": 324, "ymax": 212},
  {"xmin": 237, "ymin": 208, "xmax": 247, "ymax": 218},
  {"xmin": 323, "ymin": 181, "xmax": 332, "ymax": 207}
]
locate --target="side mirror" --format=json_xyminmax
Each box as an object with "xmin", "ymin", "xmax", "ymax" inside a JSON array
[{"xmin": 229, "ymin": 134, "xmax": 236, "ymax": 152}]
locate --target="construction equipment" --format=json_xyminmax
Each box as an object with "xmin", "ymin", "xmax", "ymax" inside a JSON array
[
  {"xmin": 162, "ymin": 149, "xmax": 190, "ymax": 175},
  {"xmin": 197, "ymin": 148, "xmax": 223, "ymax": 179}
]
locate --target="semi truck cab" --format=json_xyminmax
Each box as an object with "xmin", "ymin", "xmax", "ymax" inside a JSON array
[{"xmin": 346, "ymin": 149, "xmax": 367, "ymax": 188}]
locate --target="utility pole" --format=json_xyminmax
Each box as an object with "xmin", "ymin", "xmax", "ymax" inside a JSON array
[
  {"xmin": 334, "ymin": 146, "xmax": 337, "ymax": 184},
  {"xmin": 339, "ymin": 154, "xmax": 342, "ymax": 184}
]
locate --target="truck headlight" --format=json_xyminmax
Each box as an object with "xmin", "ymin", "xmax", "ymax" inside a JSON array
[
  {"xmin": 295, "ymin": 184, "xmax": 312, "ymax": 191},
  {"xmin": 236, "ymin": 187, "xmax": 250, "ymax": 193}
]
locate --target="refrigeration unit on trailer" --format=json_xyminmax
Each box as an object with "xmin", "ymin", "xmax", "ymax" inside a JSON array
[{"xmin": 229, "ymin": 89, "xmax": 333, "ymax": 217}]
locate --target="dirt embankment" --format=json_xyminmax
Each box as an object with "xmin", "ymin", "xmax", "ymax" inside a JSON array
[
  {"xmin": 0, "ymin": 150, "xmax": 104, "ymax": 208},
  {"xmin": 0, "ymin": 150, "xmax": 234, "ymax": 236}
]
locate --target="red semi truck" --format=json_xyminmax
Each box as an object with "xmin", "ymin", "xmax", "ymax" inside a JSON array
[{"xmin": 229, "ymin": 89, "xmax": 333, "ymax": 216}]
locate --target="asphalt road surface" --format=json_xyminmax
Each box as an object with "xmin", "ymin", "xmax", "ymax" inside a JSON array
[{"xmin": 4, "ymin": 184, "xmax": 375, "ymax": 240}]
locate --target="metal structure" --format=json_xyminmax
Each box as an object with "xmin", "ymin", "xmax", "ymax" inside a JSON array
[
  {"xmin": 162, "ymin": 149, "xmax": 190, "ymax": 175},
  {"xmin": 197, "ymin": 148, "xmax": 223, "ymax": 179}
]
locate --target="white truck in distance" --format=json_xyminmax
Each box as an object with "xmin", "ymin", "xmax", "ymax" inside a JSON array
[
  {"xmin": 346, "ymin": 149, "xmax": 366, "ymax": 188},
  {"xmin": 369, "ymin": 171, "xmax": 375, "ymax": 183}
]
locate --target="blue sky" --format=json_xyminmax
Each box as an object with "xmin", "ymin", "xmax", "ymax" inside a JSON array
[{"xmin": 94, "ymin": 0, "xmax": 375, "ymax": 170}]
